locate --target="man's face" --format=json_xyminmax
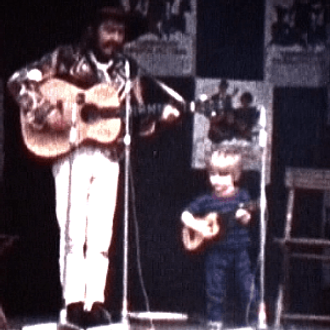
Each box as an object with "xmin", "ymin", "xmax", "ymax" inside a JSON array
[
  {"xmin": 219, "ymin": 85, "xmax": 227, "ymax": 95},
  {"xmin": 96, "ymin": 19, "xmax": 125, "ymax": 58}
]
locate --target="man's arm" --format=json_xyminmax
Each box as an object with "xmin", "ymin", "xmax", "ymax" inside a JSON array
[
  {"xmin": 131, "ymin": 75, "xmax": 181, "ymax": 136},
  {"xmin": 7, "ymin": 47, "xmax": 71, "ymax": 130}
]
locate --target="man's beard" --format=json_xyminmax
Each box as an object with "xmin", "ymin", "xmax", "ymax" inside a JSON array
[{"xmin": 93, "ymin": 41, "xmax": 123, "ymax": 63}]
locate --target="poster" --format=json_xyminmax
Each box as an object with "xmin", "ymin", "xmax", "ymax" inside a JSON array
[
  {"xmin": 122, "ymin": 0, "xmax": 196, "ymax": 76},
  {"xmin": 192, "ymin": 78, "xmax": 273, "ymax": 184},
  {"xmin": 0, "ymin": 79, "xmax": 3, "ymax": 182},
  {"xmin": 264, "ymin": 0, "xmax": 330, "ymax": 87}
]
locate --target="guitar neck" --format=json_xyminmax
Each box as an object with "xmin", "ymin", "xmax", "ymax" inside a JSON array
[{"xmin": 80, "ymin": 103, "xmax": 165, "ymax": 122}]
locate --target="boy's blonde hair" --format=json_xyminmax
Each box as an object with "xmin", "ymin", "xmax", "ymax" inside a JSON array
[{"xmin": 206, "ymin": 146, "xmax": 243, "ymax": 182}]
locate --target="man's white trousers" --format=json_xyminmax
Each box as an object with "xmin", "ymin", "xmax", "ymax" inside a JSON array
[{"xmin": 52, "ymin": 147, "xmax": 119, "ymax": 310}]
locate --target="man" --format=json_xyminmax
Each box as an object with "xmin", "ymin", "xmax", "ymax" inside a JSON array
[
  {"xmin": 206, "ymin": 79, "xmax": 238, "ymax": 144},
  {"xmin": 210, "ymin": 79, "xmax": 238, "ymax": 113},
  {"xmin": 7, "ymin": 6, "xmax": 181, "ymax": 330},
  {"xmin": 234, "ymin": 92, "xmax": 260, "ymax": 142}
]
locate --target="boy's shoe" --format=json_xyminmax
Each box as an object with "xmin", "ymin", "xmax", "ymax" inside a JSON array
[
  {"xmin": 84, "ymin": 302, "xmax": 112, "ymax": 328},
  {"xmin": 207, "ymin": 321, "xmax": 223, "ymax": 330}
]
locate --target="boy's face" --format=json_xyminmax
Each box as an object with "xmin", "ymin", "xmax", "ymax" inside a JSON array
[{"xmin": 209, "ymin": 169, "xmax": 235, "ymax": 197}]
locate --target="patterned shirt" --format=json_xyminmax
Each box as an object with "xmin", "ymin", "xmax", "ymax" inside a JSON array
[{"xmin": 7, "ymin": 44, "xmax": 167, "ymax": 152}]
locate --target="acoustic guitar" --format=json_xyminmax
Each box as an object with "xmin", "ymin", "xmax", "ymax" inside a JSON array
[
  {"xmin": 182, "ymin": 200, "xmax": 259, "ymax": 253},
  {"xmin": 20, "ymin": 78, "xmax": 258, "ymax": 159},
  {"xmin": 20, "ymin": 78, "xmax": 165, "ymax": 158}
]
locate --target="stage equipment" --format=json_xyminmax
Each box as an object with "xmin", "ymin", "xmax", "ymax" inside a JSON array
[
  {"xmin": 111, "ymin": 59, "xmax": 187, "ymax": 330},
  {"xmin": 257, "ymin": 121, "xmax": 268, "ymax": 330},
  {"xmin": 274, "ymin": 168, "xmax": 330, "ymax": 327},
  {"xmin": 118, "ymin": 58, "xmax": 132, "ymax": 330},
  {"xmin": 0, "ymin": 234, "xmax": 18, "ymax": 330}
]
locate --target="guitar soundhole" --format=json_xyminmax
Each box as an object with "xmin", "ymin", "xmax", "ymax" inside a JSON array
[{"xmin": 80, "ymin": 104, "xmax": 99, "ymax": 123}]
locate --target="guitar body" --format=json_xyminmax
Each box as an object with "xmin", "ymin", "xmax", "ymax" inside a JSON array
[
  {"xmin": 20, "ymin": 79, "xmax": 122, "ymax": 158},
  {"xmin": 182, "ymin": 212, "xmax": 221, "ymax": 252}
]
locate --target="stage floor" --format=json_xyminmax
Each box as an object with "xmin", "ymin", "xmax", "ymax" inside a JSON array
[{"xmin": 6, "ymin": 316, "xmax": 330, "ymax": 330}]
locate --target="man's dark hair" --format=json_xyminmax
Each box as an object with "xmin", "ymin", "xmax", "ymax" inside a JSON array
[
  {"xmin": 240, "ymin": 92, "xmax": 253, "ymax": 105},
  {"xmin": 82, "ymin": 5, "xmax": 147, "ymax": 46},
  {"xmin": 92, "ymin": 6, "xmax": 129, "ymax": 29},
  {"xmin": 219, "ymin": 79, "xmax": 229, "ymax": 89}
]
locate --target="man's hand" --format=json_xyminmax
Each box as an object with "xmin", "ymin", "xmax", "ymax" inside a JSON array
[
  {"xmin": 161, "ymin": 104, "xmax": 180, "ymax": 122},
  {"xmin": 47, "ymin": 108, "xmax": 71, "ymax": 131}
]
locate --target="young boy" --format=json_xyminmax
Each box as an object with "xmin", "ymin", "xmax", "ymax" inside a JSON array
[{"xmin": 181, "ymin": 147, "xmax": 258, "ymax": 330}]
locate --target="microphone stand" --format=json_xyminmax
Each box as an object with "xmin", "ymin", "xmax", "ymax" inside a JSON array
[
  {"xmin": 258, "ymin": 143, "xmax": 268, "ymax": 330},
  {"xmin": 114, "ymin": 53, "xmax": 186, "ymax": 329},
  {"xmin": 120, "ymin": 59, "xmax": 132, "ymax": 330},
  {"xmin": 257, "ymin": 105, "xmax": 268, "ymax": 330},
  {"xmin": 60, "ymin": 97, "xmax": 80, "ymax": 326}
]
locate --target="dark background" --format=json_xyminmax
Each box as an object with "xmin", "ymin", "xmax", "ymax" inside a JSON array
[{"xmin": 1, "ymin": 0, "xmax": 330, "ymax": 324}]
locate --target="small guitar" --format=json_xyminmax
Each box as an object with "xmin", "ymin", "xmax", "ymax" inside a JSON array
[
  {"xmin": 182, "ymin": 200, "xmax": 259, "ymax": 253},
  {"xmin": 182, "ymin": 212, "xmax": 221, "ymax": 252},
  {"xmin": 20, "ymin": 78, "xmax": 165, "ymax": 158}
]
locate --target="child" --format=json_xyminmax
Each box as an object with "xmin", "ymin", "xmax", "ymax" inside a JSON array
[{"xmin": 181, "ymin": 147, "xmax": 258, "ymax": 330}]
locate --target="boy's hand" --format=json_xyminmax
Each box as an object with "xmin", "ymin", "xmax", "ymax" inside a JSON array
[
  {"xmin": 197, "ymin": 220, "xmax": 216, "ymax": 238},
  {"xmin": 235, "ymin": 208, "xmax": 251, "ymax": 226},
  {"xmin": 182, "ymin": 211, "xmax": 219, "ymax": 239}
]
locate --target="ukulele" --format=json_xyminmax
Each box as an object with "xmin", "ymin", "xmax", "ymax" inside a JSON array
[{"xmin": 182, "ymin": 200, "xmax": 259, "ymax": 253}]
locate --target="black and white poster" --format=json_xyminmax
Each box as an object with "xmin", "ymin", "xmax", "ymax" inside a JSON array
[
  {"xmin": 122, "ymin": 0, "xmax": 196, "ymax": 76},
  {"xmin": 192, "ymin": 79, "xmax": 273, "ymax": 183},
  {"xmin": 0, "ymin": 79, "xmax": 3, "ymax": 182},
  {"xmin": 265, "ymin": 0, "xmax": 330, "ymax": 87}
]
